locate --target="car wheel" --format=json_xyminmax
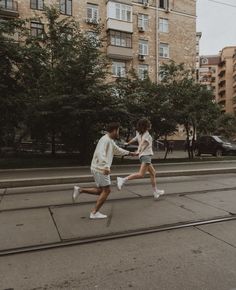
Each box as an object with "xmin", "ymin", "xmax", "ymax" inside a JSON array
[
  {"xmin": 215, "ymin": 149, "xmax": 223, "ymax": 157},
  {"xmin": 195, "ymin": 148, "xmax": 201, "ymax": 157}
]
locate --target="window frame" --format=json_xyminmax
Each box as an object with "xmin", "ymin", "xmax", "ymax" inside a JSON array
[
  {"xmin": 60, "ymin": 0, "xmax": 72, "ymax": 16},
  {"xmin": 109, "ymin": 30, "xmax": 132, "ymax": 48},
  {"xmin": 114, "ymin": 3, "xmax": 132, "ymax": 22},
  {"xmin": 30, "ymin": 0, "xmax": 44, "ymax": 10},
  {"xmin": 87, "ymin": 3, "xmax": 99, "ymax": 22},
  {"xmin": 159, "ymin": 18, "xmax": 169, "ymax": 33},
  {"xmin": 112, "ymin": 61, "xmax": 126, "ymax": 77},
  {"xmin": 138, "ymin": 14, "xmax": 149, "ymax": 30},
  {"xmin": 159, "ymin": 0, "xmax": 169, "ymax": 9},
  {"xmin": 138, "ymin": 64, "xmax": 149, "ymax": 80},
  {"xmin": 159, "ymin": 42, "xmax": 169, "ymax": 58},
  {"xmin": 139, "ymin": 39, "xmax": 149, "ymax": 56},
  {"xmin": 30, "ymin": 21, "xmax": 44, "ymax": 37}
]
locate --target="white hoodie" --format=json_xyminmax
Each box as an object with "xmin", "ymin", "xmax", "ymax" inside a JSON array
[{"xmin": 91, "ymin": 134, "xmax": 129, "ymax": 173}]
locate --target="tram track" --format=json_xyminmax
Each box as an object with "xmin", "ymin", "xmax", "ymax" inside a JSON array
[
  {"xmin": 0, "ymin": 185, "xmax": 235, "ymax": 213},
  {"xmin": 0, "ymin": 214, "xmax": 236, "ymax": 257}
]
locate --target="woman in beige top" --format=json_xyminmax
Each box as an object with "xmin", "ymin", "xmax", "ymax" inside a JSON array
[{"xmin": 117, "ymin": 118, "xmax": 165, "ymax": 199}]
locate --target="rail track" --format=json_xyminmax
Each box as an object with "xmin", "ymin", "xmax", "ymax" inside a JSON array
[{"xmin": 0, "ymin": 214, "xmax": 235, "ymax": 257}]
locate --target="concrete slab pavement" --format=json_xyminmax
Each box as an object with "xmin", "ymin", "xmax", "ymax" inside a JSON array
[
  {"xmin": 1, "ymin": 174, "xmax": 236, "ymax": 211},
  {"xmin": 197, "ymin": 220, "xmax": 236, "ymax": 247},
  {"xmin": 189, "ymin": 190, "xmax": 236, "ymax": 214},
  {"xmin": 1, "ymin": 225, "xmax": 236, "ymax": 290},
  {"xmin": 0, "ymin": 208, "xmax": 60, "ymax": 251}
]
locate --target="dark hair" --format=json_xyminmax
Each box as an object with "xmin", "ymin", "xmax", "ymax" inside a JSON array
[
  {"xmin": 106, "ymin": 122, "xmax": 120, "ymax": 133},
  {"xmin": 137, "ymin": 118, "xmax": 151, "ymax": 134}
]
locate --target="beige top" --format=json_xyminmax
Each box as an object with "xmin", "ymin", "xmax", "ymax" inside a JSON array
[
  {"xmin": 91, "ymin": 134, "xmax": 129, "ymax": 173},
  {"xmin": 131, "ymin": 131, "xmax": 153, "ymax": 157}
]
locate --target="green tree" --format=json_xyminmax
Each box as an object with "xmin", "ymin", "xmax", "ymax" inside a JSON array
[
  {"xmin": 215, "ymin": 113, "xmax": 236, "ymax": 139},
  {"xmin": 0, "ymin": 19, "xmax": 26, "ymax": 150},
  {"xmin": 20, "ymin": 6, "xmax": 113, "ymax": 161},
  {"xmin": 159, "ymin": 61, "xmax": 221, "ymax": 159}
]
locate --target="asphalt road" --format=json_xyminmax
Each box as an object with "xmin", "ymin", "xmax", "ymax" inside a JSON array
[{"xmin": 0, "ymin": 173, "xmax": 236, "ymax": 289}]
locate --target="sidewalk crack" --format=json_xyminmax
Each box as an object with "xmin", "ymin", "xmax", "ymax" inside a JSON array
[
  {"xmin": 48, "ymin": 207, "xmax": 62, "ymax": 241},
  {"xmin": 195, "ymin": 226, "xmax": 236, "ymax": 249},
  {"xmin": 185, "ymin": 195, "xmax": 231, "ymax": 215}
]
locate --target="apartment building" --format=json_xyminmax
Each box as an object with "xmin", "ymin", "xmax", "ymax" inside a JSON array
[
  {"xmin": 200, "ymin": 47, "xmax": 236, "ymax": 114},
  {"xmin": 0, "ymin": 0, "xmax": 197, "ymax": 82},
  {"xmin": 199, "ymin": 55, "xmax": 220, "ymax": 102}
]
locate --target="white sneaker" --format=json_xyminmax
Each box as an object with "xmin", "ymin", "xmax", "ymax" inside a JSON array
[
  {"xmin": 90, "ymin": 212, "xmax": 107, "ymax": 219},
  {"xmin": 153, "ymin": 191, "xmax": 160, "ymax": 200},
  {"xmin": 117, "ymin": 177, "xmax": 125, "ymax": 191},
  {"xmin": 156, "ymin": 189, "xmax": 165, "ymax": 196},
  {"xmin": 72, "ymin": 186, "xmax": 81, "ymax": 203}
]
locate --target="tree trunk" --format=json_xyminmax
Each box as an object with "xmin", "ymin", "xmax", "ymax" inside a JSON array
[{"xmin": 51, "ymin": 131, "xmax": 56, "ymax": 156}]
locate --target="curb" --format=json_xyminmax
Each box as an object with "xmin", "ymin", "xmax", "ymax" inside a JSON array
[
  {"xmin": 0, "ymin": 159, "xmax": 236, "ymax": 173},
  {"xmin": 0, "ymin": 167, "xmax": 236, "ymax": 188}
]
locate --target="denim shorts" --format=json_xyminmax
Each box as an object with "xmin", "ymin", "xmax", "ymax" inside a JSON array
[
  {"xmin": 139, "ymin": 155, "xmax": 152, "ymax": 164},
  {"xmin": 91, "ymin": 169, "xmax": 111, "ymax": 187}
]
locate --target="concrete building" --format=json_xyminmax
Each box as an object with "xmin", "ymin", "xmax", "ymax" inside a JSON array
[
  {"xmin": 0, "ymin": 0, "xmax": 197, "ymax": 82},
  {"xmin": 218, "ymin": 47, "xmax": 236, "ymax": 114},
  {"xmin": 199, "ymin": 55, "xmax": 220, "ymax": 102},
  {"xmin": 199, "ymin": 47, "xmax": 236, "ymax": 114}
]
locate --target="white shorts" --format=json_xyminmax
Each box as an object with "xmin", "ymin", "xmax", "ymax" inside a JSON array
[{"xmin": 91, "ymin": 169, "xmax": 111, "ymax": 188}]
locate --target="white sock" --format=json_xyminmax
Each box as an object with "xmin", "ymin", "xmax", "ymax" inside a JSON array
[{"xmin": 123, "ymin": 177, "xmax": 128, "ymax": 183}]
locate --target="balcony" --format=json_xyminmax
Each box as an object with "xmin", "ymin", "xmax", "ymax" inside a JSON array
[
  {"xmin": 0, "ymin": 0, "xmax": 19, "ymax": 17},
  {"xmin": 107, "ymin": 18, "xmax": 133, "ymax": 33},
  {"xmin": 218, "ymin": 70, "xmax": 225, "ymax": 78},
  {"xmin": 107, "ymin": 45, "xmax": 133, "ymax": 60},
  {"xmin": 218, "ymin": 86, "xmax": 226, "ymax": 97}
]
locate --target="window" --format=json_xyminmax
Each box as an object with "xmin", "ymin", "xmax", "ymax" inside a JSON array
[
  {"xmin": 110, "ymin": 30, "xmax": 132, "ymax": 48},
  {"xmin": 31, "ymin": 22, "xmax": 44, "ymax": 37},
  {"xmin": 159, "ymin": 0, "xmax": 169, "ymax": 9},
  {"xmin": 112, "ymin": 61, "xmax": 126, "ymax": 77},
  {"xmin": 30, "ymin": 0, "xmax": 44, "ymax": 10},
  {"xmin": 115, "ymin": 3, "xmax": 132, "ymax": 22},
  {"xmin": 139, "ymin": 39, "xmax": 148, "ymax": 55},
  {"xmin": 159, "ymin": 43, "xmax": 169, "ymax": 58},
  {"xmin": 87, "ymin": 3, "xmax": 99, "ymax": 22},
  {"xmin": 138, "ymin": 64, "xmax": 148, "ymax": 80},
  {"xmin": 60, "ymin": 0, "xmax": 72, "ymax": 16},
  {"xmin": 138, "ymin": 14, "xmax": 149, "ymax": 30},
  {"xmin": 159, "ymin": 18, "xmax": 169, "ymax": 33}
]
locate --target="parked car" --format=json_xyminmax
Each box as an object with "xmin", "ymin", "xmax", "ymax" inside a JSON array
[{"xmin": 195, "ymin": 135, "xmax": 236, "ymax": 157}]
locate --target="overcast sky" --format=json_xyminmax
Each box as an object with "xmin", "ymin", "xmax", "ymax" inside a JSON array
[{"xmin": 197, "ymin": 0, "xmax": 236, "ymax": 56}]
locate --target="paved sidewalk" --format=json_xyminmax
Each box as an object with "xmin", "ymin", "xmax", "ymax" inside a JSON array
[{"xmin": 1, "ymin": 173, "xmax": 236, "ymax": 255}]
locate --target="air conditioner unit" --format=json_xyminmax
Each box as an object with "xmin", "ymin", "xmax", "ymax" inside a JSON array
[
  {"xmin": 143, "ymin": 0, "xmax": 149, "ymax": 8},
  {"xmin": 86, "ymin": 18, "xmax": 98, "ymax": 24},
  {"xmin": 139, "ymin": 54, "xmax": 146, "ymax": 61},
  {"xmin": 138, "ymin": 26, "xmax": 145, "ymax": 32}
]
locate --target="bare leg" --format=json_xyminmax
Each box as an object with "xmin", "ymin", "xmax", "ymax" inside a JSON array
[
  {"xmin": 126, "ymin": 163, "xmax": 149, "ymax": 181},
  {"xmin": 92, "ymin": 186, "xmax": 111, "ymax": 213},
  {"xmin": 148, "ymin": 164, "xmax": 157, "ymax": 190},
  {"xmin": 80, "ymin": 187, "xmax": 102, "ymax": 196}
]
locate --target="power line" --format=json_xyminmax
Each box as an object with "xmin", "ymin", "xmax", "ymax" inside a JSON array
[{"xmin": 206, "ymin": 0, "xmax": 236, "ymax": 8}]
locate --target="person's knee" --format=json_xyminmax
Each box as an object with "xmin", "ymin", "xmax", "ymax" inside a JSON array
[
  {"xmin": 103, "ymin": 187, "xmax": 111, "ymax": 196},
  {"xmin": 139, "ymin": 172, "xmax": 145, "ymax": 178}
]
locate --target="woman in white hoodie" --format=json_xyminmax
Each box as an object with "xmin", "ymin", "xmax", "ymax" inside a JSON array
[{"xmin": 117, "ymin": 118, "xmax": 164, "ymax": 199}]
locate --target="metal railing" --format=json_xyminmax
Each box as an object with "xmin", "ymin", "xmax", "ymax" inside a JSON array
[{"xmin": 0, "ymin": 0, "xmax": 18, "ymax": 12}]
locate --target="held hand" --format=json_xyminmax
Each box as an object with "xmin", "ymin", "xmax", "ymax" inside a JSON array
[
  {"xmin": 103, "ymin": 168, "xmax": 111, "ymax": 175},
  {"xmin": 130, "ymin": 151, "xmax": 139, "ymax": 157}
]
